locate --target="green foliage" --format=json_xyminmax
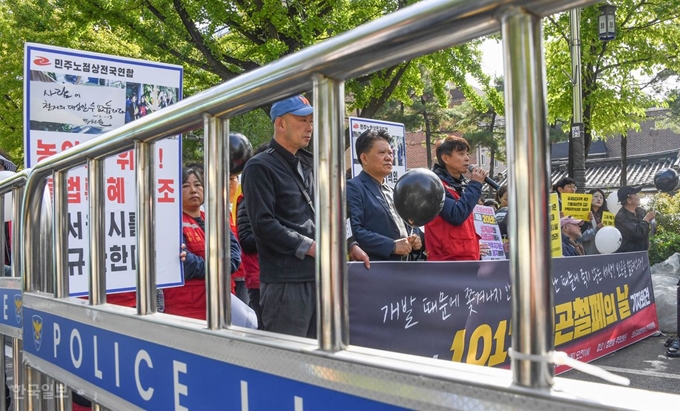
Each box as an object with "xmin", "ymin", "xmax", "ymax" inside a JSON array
[
  {"xmin": 647, "ymin": 192, "xmax": 680, "ymax": 265},
  {"xmin": 544, "ymin": 0, "xmax": 680, "ymax": 152},
  {"xmin": 648, "ymin": 192, "xmax": 680, "ymax": 235},
  {"xmin": 649, "ymin": 231, "xmax": 680, "ymax": 265},
  {"xmin": 1, "ymin": 0, "xmax": 492, "ymax": 163}
]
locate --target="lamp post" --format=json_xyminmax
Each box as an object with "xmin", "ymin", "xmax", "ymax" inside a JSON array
[
  {"xmin": 598, "ymin": 3, "xmax": 618, "ymax": 41},
  {"xmin": 570, "ymin": 8, "xmax": 585, "ymax": 192},
  {"xmin": 569, "ymin": 4, "xmax": 617, "ymax": 192}
]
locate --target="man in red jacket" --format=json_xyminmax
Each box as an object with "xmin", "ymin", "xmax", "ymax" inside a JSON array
[{"xmin": 425, "ymin": 136, "xmax": 486, "ymax": 261}]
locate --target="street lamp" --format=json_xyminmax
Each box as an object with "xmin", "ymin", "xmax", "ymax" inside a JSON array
[{"xmin": 598, "ymin": 4, "xmax": 617, "ymax": 41}]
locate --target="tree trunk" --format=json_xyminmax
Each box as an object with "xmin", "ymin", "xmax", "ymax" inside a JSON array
[
  {"xmin": 488, "ymin": 112, "xmax": 497, "ymax": 180},
  {"xmin": 422, "ymin": 95, "xmax": 433, "ymax": 169},
  {"xmin": 620, "ymin": 133, "xmax": 628, "ymax": 187}
]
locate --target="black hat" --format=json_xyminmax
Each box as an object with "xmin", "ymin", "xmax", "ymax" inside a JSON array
[{"xmin": 617, "ymin": 186, "xmax": 641, "ymax": 204}]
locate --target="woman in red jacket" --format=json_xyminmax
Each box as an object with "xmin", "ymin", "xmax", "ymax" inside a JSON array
[{"xmin": 164, "ymin": 167, "xmax": 242, "ymax": 319}]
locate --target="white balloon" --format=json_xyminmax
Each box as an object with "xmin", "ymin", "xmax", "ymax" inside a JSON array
[
  {"xmin": 595, "ymin": 226, "xmax": 622, "ymax": 254},
  {"xmin": 0, "ymin": 171, "xmax": 15, "ymax": 222},
  {"xmin": 606, "ymin": 191, "xmax": 621, "ymax": 216}
]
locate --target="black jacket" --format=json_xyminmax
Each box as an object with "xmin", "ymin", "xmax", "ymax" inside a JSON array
[
  {"xmin": 236, "ymin": 196, "xmax": 257, "ymax": 254},
  {"xmin": 615, "ymin": 207, "xmax": 650, "ymax": 253},
  {"xmin": 241, "ymin": 138, "xmax": 315, "ymax": 282}
]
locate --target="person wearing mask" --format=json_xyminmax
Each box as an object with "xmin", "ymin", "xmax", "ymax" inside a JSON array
[
  {"xmin": 241, "ymin": 95, "xmax": 368, "ymax": 338},
  {"xmin": 579, "ymin": 188, "xmax": 608, "ymax": 254},
  {"xmin": 425, "ymin": 136, "xmax": 486, "ymax": 261},
  {"xmin": 552, "ymin": 177, "xmax": 577, "ymax": 214},
  {"xmin": 615, "ymin": 186, "xmax": 655, "ymax": 253},
  {"xmin": 561, "ymin": 216, "xmax": 585, "ymax": 256},
  {"xmin": 347, "ymin": 129, "xmax": 422, "ymax": 261}
]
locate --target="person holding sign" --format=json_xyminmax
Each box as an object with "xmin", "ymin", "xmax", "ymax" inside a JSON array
[
  {"xmin": 552, "ymin": 177, "xmax": 577, "ymax": 214},
  {"xmin": 561, "ymin": 216, "xmax": 585, "ymax": 256},
  {"xmin": 615, "ymin": 186, "xmax": 655, "ymax": 252},
  {"xmin": 579, "ymin": 188, "xmax": 608, "ymax": 254},
  {"xmin": 425, "ymin": 136, "xmax": 485, "ymax": 261},
  {"xmin": 347, "ymin": 129, "xmax": 423, "ymax": 261}
]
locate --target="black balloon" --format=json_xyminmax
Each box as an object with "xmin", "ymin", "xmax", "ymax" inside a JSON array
[
  {"xmin": 393, "ymin": 169, "xmax": 445, "ymax": 227},
  {"xmin": 653, "ymin": 168, "xmax": 679, "ymax": 193},
  {"xmin": 229, "ymin": 132, "xmax": 253, "ymax": 174}
]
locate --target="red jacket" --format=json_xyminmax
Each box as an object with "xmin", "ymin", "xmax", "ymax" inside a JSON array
[
  {"xmin": 163, "ymin": 212, "xmax": 207, "ymax": 319},
  {"xmin": 425, "ymin": 181, "xmax": 481, "ymax": 261}
]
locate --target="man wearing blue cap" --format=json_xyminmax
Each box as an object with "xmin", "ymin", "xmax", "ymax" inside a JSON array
[{"xmin": 242, "ymin": 95, "xmax": 368, "ymax": 338}]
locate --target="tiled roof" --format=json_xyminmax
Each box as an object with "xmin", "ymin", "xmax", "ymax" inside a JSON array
[{"xmin": 496, "ymin": 149, "xmax": 680, "ymax": 192}]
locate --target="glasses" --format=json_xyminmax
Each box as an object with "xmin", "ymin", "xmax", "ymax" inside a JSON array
[{"xmin": 565, "ymin": 184, "xmax": 577, "ymax": 190}]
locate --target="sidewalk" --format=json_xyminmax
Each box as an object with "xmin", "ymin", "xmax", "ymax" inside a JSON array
[{"xmin": 561, "ymin": 333, "xmax": 680, "ymax": 394}]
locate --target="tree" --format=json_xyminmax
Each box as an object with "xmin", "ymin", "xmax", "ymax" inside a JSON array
[
  {"xmin": 449, "ymin": 77, "xmax": 505, "ymax": 181},
  {"xmin": 1, "ymin": 0, "xmax": 493, "ymax": 164},
  {"xmin": 544, "ymin": 1, "xmax": 680, "ymax": 169}
]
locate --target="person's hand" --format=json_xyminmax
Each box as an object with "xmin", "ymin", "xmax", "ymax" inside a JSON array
[
  {"xmin": 503, "ymin": 241, "xmax": 510, "ymax": 255},
  {"xmin": 407, "ymin": 234, "xmax": 422, "ymax": 251},
  {"xmin": 393, "ymin": 238, "xmax": 412, "ymax": 255},
  {"xmin": 306, "ymin": 241, "xmax": 316, "ymax": 257},
  {"xmin": 469, "ymin": 166, "xmax": 487, "ymax": 184},
  {"xmin": 644, "ymin": 211, "xmax": 656, "ymax": 222},
  {"xmin": 180, "ymin": 244, "xmax": 187, "ymax": 262},
  {"xmin": 349, "ymin": 244, "xmax": 370, "ymax": 269}
]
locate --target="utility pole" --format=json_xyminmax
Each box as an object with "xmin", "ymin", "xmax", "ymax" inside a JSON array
[{"xmin": 570, "ymin": 7, "xmax": 586, "ymax": 192}]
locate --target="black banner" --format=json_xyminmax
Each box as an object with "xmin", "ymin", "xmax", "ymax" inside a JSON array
[{"xmin": 348, "ymin": 252, "xmax": 658, "ymax": 370}]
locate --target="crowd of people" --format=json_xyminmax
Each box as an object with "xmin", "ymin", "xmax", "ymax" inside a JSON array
[{"xmin": 170, "ymin": 94, "xmax": 660, "ymax": 338}]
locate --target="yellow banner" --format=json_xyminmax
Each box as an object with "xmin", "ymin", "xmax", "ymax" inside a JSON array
[
  {"xmin": 601, "ymin": 211, "xmax": 615, "ymax": 226},
  {"xmin": 549, "ymin": 193, "xmax": 562, "ymax": 257},
  {"xmin": 562, "ymin": 193, "xmax": 592, "ymax": 221}
]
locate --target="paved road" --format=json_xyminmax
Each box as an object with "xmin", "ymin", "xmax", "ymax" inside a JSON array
[{"xmin": 561, "ymin": 332, "xmax": 680, "ymax": 395}]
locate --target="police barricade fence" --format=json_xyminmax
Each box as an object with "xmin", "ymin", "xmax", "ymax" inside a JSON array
[{"xmin": 10, "ymin": 0, "xmax": 680, "ymax": 410}]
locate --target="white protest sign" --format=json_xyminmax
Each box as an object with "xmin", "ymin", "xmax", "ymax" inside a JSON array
[{"xmin": 24, "ymin": 43, "xmax": 184, "ymax": 296}]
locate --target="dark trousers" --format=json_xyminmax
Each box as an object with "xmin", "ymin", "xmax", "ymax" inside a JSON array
[
  {"xmin": 234, "ymin": 279, "xmax": 249, "ymax": 305},
  {"xmin": 260, "ymin": 282, "xmax": 316, "ymax": 338},
  {"xmin": 247, "ymin": 288, "xmax": 264, "ymax": 330}
]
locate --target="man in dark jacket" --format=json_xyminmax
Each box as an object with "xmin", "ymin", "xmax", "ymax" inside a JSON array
[
  {"xmin": 347, "ymin": 129, "xmax": 421, "ymax": 261},
  {"xmin": 241, "ymin": 95, "xmax": 367, "ymax": 338},
  {"xmin": 560, "ymin": 216, "xmax": 585, "ymax": 256},
  {"xmin": 425, "ymin": 136, "xmax": 486, "ymax": 261},
  {"xmin": 615, "ymin": 186, "xmax": 655, "ymax": 253}
]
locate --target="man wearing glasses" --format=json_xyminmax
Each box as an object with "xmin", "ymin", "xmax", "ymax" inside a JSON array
[
  {"xmin": 552, "ymin": 177, "xmax": 577, "ymax": 214},
  {"xmin": 614, "ymin": 186, "xmax": 655, "ymax": 252}
]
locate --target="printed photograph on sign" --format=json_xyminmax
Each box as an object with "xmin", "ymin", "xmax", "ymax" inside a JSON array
[
  {"xmin": 348, "ymin": 117, "xmax": 406, "ymax": 187},
  {"xmin": 24, "ymin": 43, "xmax": 184, "ymax": 296}
]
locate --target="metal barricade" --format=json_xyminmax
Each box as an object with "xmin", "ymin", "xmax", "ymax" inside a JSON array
[{"xmin": 11, "ymin": 0, "xmax": 680, "ymax": 410}]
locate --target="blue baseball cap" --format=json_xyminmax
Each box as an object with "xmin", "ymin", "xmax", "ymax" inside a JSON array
[{"xmin": 270, "ymin": 95, "xmax": 313, "ymax": 121}]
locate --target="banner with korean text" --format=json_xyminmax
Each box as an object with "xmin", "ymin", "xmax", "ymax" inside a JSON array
[
  {"xmin": 348, "ymin": 252, "xmax": 658, "ymax": 373},
  {"xmin": 348, "ymin": 117, "xmax": 406, "ymax": 187},
  {"xmin": 24, "ymin": 43, "xmax": 184, "ymax": 296}
]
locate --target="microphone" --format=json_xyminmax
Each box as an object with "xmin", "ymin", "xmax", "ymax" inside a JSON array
[{"xmin": 468, "ymin": 165, "xmax": 500, "ymax": 190}]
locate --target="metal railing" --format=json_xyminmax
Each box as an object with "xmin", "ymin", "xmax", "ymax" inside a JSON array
[{"xmin": 12, "ymin": 0, "xmax": 680, "ymax": 409}]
